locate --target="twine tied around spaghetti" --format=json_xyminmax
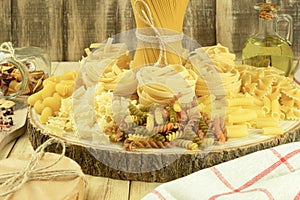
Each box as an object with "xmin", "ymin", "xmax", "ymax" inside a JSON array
[
  {"xmin": 0, "ymin": 138, "xmax": 86, "ymax": 198},
  {"xmin": 133, "ymin": 0, "xmax": 184, "ymax": 66}
]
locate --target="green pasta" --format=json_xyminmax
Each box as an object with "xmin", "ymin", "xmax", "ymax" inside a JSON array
[
  {"xmin": 199, "ymin": 117, "xmax": 209, "ymax": 134},
  {"xmin": 167, "ymin": 106, "xmax": 177, "ymax": 123},
  {"xmin": 139, "ymin": 103, "xmax": 156, "ymax": 112},
  {"xmin": 151, "ymin": 133, "xmax": 166, "ymax": 142},
  {"xmin": 132, "ymin": 114, "xmax": 147, "ymax": 126},
  {"xmin": 193, "ymin": 136, "xmax": 203, "ymax": 146},
  {"xmin": 128, "ymin": 103, "xmax": 147, "ymax": 117}
]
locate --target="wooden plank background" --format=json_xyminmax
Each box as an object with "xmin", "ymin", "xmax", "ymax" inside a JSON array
[
  {"xmin": 0, "ymin": 0, "xmax": 299, "ymax": 62},
  {"xmin": 0, "ymin": 1, "xmax": 11, "ymax": 43}
]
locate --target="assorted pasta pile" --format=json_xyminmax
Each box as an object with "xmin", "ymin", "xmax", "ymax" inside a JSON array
[
  {"xmin": 26, "ymin": 0, "xmax": 300, "ymax": 152},
  {"xmin": 28, "ymin": 39, "xmax": 300, "ymax": 151}
]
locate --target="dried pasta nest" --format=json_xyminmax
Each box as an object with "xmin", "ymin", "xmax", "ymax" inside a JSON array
[
  {"xmin": 136, "ymin": 64, "xmax": 198, "ymax": 105},
  {"xmin": 187, "ymin": 43, "xmax": 240, "ymax": 98},
  {"xmin": 195, "ymin": 68, "xmax": 241, "ymax": 97}
]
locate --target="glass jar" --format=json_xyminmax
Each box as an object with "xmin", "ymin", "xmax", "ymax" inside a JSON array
[
  {"xmin": 242, "ymin": 2, "xmax": 294, "ymax": 76},
  {"xmin": 0, "ymin": 43, "xmax": 51, "ymax": 98}
]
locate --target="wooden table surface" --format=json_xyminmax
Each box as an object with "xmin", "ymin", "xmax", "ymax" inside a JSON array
[{"xmin": 0, "ymin": 62, "xmax": 162, "ymax": 200}]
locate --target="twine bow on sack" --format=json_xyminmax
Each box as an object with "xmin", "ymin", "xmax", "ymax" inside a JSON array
[
  {"xmin": 133, "ymin": 0, "xmax": 184, "ymax": 66},
  {"xmin": 0, "ymin": 138, "xmax": 86, "ymax": 198}
]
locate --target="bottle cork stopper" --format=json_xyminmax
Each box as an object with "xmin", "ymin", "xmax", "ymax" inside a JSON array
[{"xmin": 257, "ymin": 3, "xmax": 278, "ymax": 20}]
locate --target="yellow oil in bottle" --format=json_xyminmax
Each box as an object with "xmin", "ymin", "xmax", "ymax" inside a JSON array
[
  {"xmin": 242, "ymin": 3, "xmax": 294, "ymax": 77},
  {"xmin": 242, "ymin": 35, "xmax": 293, "ymax": 76}
]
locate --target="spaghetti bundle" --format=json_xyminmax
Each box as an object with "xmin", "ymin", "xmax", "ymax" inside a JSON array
[{"xmin": 130, "ymin": 0, "xmax": 189, "ymax": 68}]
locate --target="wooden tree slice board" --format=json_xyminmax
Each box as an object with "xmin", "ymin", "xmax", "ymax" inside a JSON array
[{"xmin": 27, "ymin": 107, "xmax": 300, "ymax": 182}]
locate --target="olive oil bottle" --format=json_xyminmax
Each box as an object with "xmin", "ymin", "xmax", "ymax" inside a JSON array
[{"xmin": 242, "ymin": 3, "xmax": 294, "ymax": 76}]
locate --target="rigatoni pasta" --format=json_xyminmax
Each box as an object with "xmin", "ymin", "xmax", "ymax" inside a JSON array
[
  {"xmin": 256, "ymin": 117, "xmax": 279, "ymax": 129},
  {"xmin": 225, "ymin": 125, "xmax": 248, "ymax": 138},
  {"xmin": 262, "ymin": 126, "xmax": 284, "ymax": 135},
  {"xmin": 271, "ymin": 100, "xmax": 280, "ymax": 120},
  {"xmin": 227, "ymin": 110, "xmax": 257, "ymax": 124},
  {"xmin": 226, "ymin": 97, "xmax": 255, "ymax": 107}
]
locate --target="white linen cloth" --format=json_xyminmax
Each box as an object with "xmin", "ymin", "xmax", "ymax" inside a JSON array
[{"xmin": 143, "ymin": 142, "xmax": 300, "ymax": 200}]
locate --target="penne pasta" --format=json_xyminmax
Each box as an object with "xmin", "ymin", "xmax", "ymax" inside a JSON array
[
  {"xmin": 227, "ymin": 110, "xmax": 257, "ymax": 124},
  {"xmin": 279, "ymin": 111, "xmax": 286, "ymax": 120},
  {"xmin": 226, "ymin": 124, "xmax": 248, "ymax": 138},
  {"xmin": 262, "ymin": 126, "xmax": 284, "ymax": 135},
  {"xmin": 225, "ymin": 106, "xmax": 243, "ymax": 115},
  {"xmin": 256, "ymin": 110, "xmax": 266, "ymax": 118},
  {"xmin": 233, "ymin": 122, "xmax": 252, "ymax": 129},
  {"xmin": 255, "ymin": 117, "xmax": 279, "ymax": 129},
  {"xmin": 271, "ymin": 100, "xmax": 280, "ymax": 120},
  {"xmin": 262, "ymin": 96, "xmax": 271, "ymax": 114},
  {"xmin": 226, "ymin": 97, "xmax": 254, "ymax": 107}
]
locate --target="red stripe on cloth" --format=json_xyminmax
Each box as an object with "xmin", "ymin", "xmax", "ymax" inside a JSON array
[
  {"xmin": 270, "ymin": 148, "xmax": 295, "ymax": 172},
  {"xmin": 151, "ymin": 189, "xmax": 167, "ymax": 200},
  {"xmin": 209, "ymin": 149, "xmax": 300, "ymax": 199},
  {"xmin": 238, "ymin": 149, "xmax": 300, "ymax": 191},
  {"xmin": 294, "ymin": 191, "xmax": 300, "ymax": 200},
  {"xmin": 211, "ymin": 167, "xmax": 235, "ymax": 190},
  {"xmin": 209, "ymin": 187, "xmax": 274, "ymax": 200}
]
